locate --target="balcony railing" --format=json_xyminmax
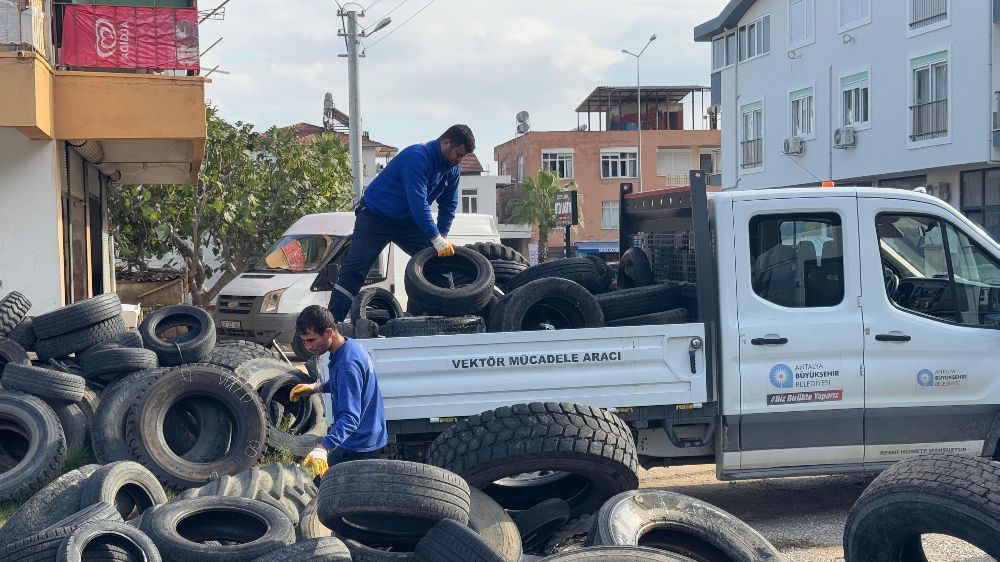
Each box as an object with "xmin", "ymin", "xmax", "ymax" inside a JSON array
[
  {"xmin": 910, "ymin": 0, "xmax": 947, "ymax": 29},
  {"xmin": 910, "ymin": 100, "xmax": 948, "ymax": 141},
  {"xmin": 741, "ymin": 139, "xmax": 763, "ymax": 169}
]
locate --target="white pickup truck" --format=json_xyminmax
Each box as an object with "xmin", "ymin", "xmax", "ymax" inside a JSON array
[{"xmin": 361, "ymin": 171, "xmax": 1000, "ymax": 482}]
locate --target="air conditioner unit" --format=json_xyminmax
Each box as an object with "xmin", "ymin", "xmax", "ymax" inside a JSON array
[
  {"xmin": 783, "ymin": 137, "xmax": 804, "ymax": 155},
  {"xmin": 927, "ymin": 181, "xmax": 951, "ymax": 201},
  {"xmin": 833, "ymin": 127, "xmax": 857, "ymax": 149}
]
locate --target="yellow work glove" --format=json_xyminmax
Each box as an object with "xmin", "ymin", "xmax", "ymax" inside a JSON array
[
  {"xmin": 289, "ymin": 382, "xmax": 321, "ymax": 402},
  {"xmin": 432, "ymin": 235, "xmax": 455, "ymax": 258},
  {"xmin": 302, "ymin": 447, "xmax": 329, "ymax": 477}
]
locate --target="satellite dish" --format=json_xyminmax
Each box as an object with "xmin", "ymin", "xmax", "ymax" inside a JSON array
[
  {"xmin": 516, "ymin": 122, "xmax": 530, "ymax": 134},
  {"xmin": 516, "ymin": 111, "xmax": 529, "ymax": 123}
]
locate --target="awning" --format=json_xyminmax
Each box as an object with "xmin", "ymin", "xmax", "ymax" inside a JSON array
[{"xmin": 575, "ymin": 241, "xmax": 620, "ymax": 253}]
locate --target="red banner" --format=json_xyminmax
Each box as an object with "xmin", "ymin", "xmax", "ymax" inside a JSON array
[{"xmin": 61, "ymin": 5, "xmax": 200, "ymax": 72}]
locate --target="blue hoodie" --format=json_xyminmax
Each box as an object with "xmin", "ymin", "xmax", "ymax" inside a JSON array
[
  {"xmin": 362, "ymin": 139, "xmax": 460, "ymax": 239},
  {"xmin": 322, "ymin": 338, "xmax": 387, "ymax": 452}
]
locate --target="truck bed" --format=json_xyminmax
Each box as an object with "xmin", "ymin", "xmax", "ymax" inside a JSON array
[{"xmin": 359, "ymin": 323, "xmax": 708, "ymax": 421}]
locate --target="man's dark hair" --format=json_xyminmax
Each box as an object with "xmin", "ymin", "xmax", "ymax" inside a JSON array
[
  {"xmin": 296, "ymin": 305, "xmax": 338, "ymax": 336},
  {"xmin": 440, "ymin": 125, "xmax": 475, "ymax": 153}
]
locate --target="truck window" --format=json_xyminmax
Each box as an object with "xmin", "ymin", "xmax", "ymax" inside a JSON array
[
  {"xmin": 879, "ymin": 214, "xmax": 1000, "ymax": 327},
  {"xmin": 749, "ymin": 213, "xmax": 844, "ymax": 308}
]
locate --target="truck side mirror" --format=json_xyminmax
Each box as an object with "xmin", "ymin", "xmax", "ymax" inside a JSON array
[{"xmin": 311, "ymin": 263, "xmax": 340, "ymax": 292}]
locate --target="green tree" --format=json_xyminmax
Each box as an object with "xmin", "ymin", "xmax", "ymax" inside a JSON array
[
  {"xmin": 505, "ymin": 169, "xmax": 575, "ymax": 263},
  {"xmin": 111, "ymin": 107, "xmax": 354, "ymax": 305}
]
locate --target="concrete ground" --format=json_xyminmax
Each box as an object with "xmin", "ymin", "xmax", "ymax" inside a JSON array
[{"xmin": 639, "ymin": 464, "xmax": 994, "ymax": 562}]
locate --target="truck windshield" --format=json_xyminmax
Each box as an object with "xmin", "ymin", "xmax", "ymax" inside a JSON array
[{"xmin": 250, "ymin": 235, "xmax": 347, "ymax": 273}]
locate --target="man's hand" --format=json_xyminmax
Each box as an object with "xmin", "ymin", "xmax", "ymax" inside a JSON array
[
  {"xmin": 289, "ymin": 382, "xmax": 321, "ymax": 402},
  {"xmin": 432, "ymin": 236, "xmax": 455, "ymax": 258},
  {"xmin": 302, "ymin": 447, "xmax": 329, "ymax": 477}
]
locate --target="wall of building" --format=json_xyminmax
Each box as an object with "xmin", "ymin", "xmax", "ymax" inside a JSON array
[
  {"xmin": 0, "ymin": 128, "xmax": 64, "ymax": 311},
  {"xmin": 717, "ymin": 0, "xmax": 993, "ymax": 190},
  {"xmin": 456, "ymin": 174, "xmax": 500, "ymax": 218}
]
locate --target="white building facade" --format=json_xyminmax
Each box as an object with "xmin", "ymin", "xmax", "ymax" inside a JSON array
[{"xmin": 696, "ymin": 0, "xmax": 1000, "ymax": 239}]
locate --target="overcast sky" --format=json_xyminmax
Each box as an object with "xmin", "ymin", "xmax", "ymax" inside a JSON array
[{"xmin": 199, "ymin": 0, "xmax": 729, "ymax": 172}]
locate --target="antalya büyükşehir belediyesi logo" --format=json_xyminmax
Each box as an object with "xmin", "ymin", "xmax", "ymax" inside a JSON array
[{"xmin": 769, "ymin": 363, "xmax": 795, "ymax": 389}]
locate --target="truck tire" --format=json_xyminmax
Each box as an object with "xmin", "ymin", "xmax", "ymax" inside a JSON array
[
  {"xmin": 138, "ymin": 496, "xmax": 294, "ymax": 562},
  {"xmin": 514, "ymin": 498, "xmax": 571, "ymax": 552},
  {"xmin": 90, "ymin": 368, "xmax": 169, "ymax": 464},
  {"xmin": 139, "ymin": 305, "xmax": 216, "ymax": 366},
  {"xmin": 351, "ymin": 287, "xmax": 404, "ymax": 326},
  {"xmin": 79, "ymin": 461, "xmax": 168, "ymax": 522},
  {"xmin": 0, "ymin": 291, "xmax": 31, "ymax": 338},
  {"xmin": 465, "ymin": 242, "xmax": 528, "ymax": 265},
  {"xmin": 618, "ymin": 248, "xmax": 654, "ymax": 288},
  {"xmin": 468, "ymin": 487, "xmax": 523, "ymax": 562},
  {"xmin": 207, "ymin": 341, "xmax": 278, "ymax": 371},
  {"xmin": 33, "ymin": 293, "xmax": 120, "ymax": 340},
  {"xmin": 0, "ymin": 391, "xmax": 66, "ymax": 501},
  {"xmin": 6, "ymin": 316, "xmax": 36, "ymax": 352},
  {"xmin": 583, "ymin": 255, "xmax": 613, "ymax": 293},
  {"xmin": 426, "ymin": 402, "xmax": 638, "ymax": 518},
  {"xmin": 606, "ymin": 309, "xmax": 689, "ymax": 328},
  {"xmin": 505, "ymin": 258, "xmax": 609, "ymax": 294},
  {"xmin": 316, "ymin": 459, "xmax": 471, "ymax": 548},
  {"xmin": 250, "ymin": 537, "xmax": 352, "ymax": 562},
  {"xmin": 178, "ymin": 463, "xmax": 317, "ymax": 527},
  {"xmin": 405, "ymin": 247, "xmax": 495, "ymax": 317},
  {"xmin": 414, "ymin": 518, "xmax": 510, "ymax": 562},
  {"xmin": 46, "ymin": 400, "xmax": 88, "ymax": 455},
  {"xmin": 125, "ymin": 364, "xmax": 267, "ymax": 490},
  {"xmin": 490, "ymin": 261, "xmax": 528, "ymax": 292},
  {"xmin": 590, "ymin": 490, "xmax": 783, "ymax": 562},
  {"xmin": 34, "ymin": 316, "xmax": 126, "ymax": 361},
  {"xmin": 257, "ymin": 373, "xmax": 325, "ymax": 456},
  {"xmin": 297, "ymin": 496, "xmax": 334, "ymax": 540},
  {"xmin": 2, "ymin": 363, "xmax": 86, "ymax": 403},
  {"xmin": 42, "ymin": 501, "xmax": 123, "ymax": 532},
  {"xmin": 57, "ymin": 520, "xmax": 162, "ymax": 562},
  {"xmin": 0, "ymin": 336, "xmax": 30, "ymax": 377},
  {"xmin": 843, "ymin": 453, "xmax": 1000, "ymax": 562},
  {"xmin": 0, "ymin": 465, "xmax": 99, "ymax": 545},
  {"xmin": 77, "ymin": 330, "xmax": 144, "ymax": 364},
  {"xmin": 81, "ymin": 348, "xmax": 159, "ymax": 383},
  {"xmin": 0, "ymin": 526, "xmax": 76, "ymax": 562},
  {"xmin": 539, "ymin": 546, "xmax": 695, "ymax": 561},
  {"xmin": 488, "ymin": 279, "xmax": 604, "ymax": 333},
  {"xmin": 595, "ymin": 285, "xmax": 680, "ymax": 322},
  {"xmin": 382, "ymin": 316, "xmax": 485, "ymax": 338}
]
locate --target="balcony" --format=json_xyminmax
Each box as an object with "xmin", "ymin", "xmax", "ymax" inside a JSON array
[
  {"xmin": 910, "ymin": 0, "xmax": 948, "ymax": 30},
  {"xmin": 740, "ymin": 139, "xmax": 763, "ymax": 169},
  {"xmin": 910, "ymin": 100, "xmax": 948, "ymax": 142}
]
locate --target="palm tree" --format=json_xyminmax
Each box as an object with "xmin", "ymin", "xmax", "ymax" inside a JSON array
[{"xmin": 506, "ymin": 169, "xmax": 575, "ymax": 263}]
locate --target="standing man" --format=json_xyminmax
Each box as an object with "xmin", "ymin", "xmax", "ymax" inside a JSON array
[
  {"xmin": 328, "ymin": 124, "xmax": 476, "ymax": 321},
  {"xmin": 289, "ymin": 305, "xmax": 387, "ymax": 477}
]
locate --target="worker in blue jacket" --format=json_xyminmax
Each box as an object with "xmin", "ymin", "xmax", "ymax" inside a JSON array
[
  {"xmin": 289, "ymin": 305, "xmax": 387, "ymax": 477},
  {"xmin": 328, "ymin": 124, "xmax": 476, "ymax": 321}
]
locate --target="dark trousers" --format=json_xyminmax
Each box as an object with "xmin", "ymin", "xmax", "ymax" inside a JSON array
[{"xmin": 328, "ymin": 207, "xmax": 432, "ymax": 321}]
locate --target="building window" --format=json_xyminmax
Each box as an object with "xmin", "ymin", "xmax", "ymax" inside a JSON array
[
  {"xmin": 657, "ymin": 149, "xmax": 692, "ymax": 187},
  {"xmin": 516, "ymin": 155, "xmax": 524, "ymax": 181},
  {"xmin": 788, "ymin": 0, "xmax": 815, "ymax": 49},
  {"xmin": 839, "ymin": 0, "xmax": 870, "ymax": 30},
  {"xmin": 738, "ymin": 15, "xmax": 770, "ymax": 62},
  {"xmin": 790, "ymin": 87, "xmax": 815, "ymax": 138},
  {"xmin": 602, "ymin": 201, "xmax": 620, "ymax": 229},
  {"xmin": 910, "ymin": 52, "xmax": 948, "ymax": 142},
  {"xmin": 741, "ymin": 101, "xmax": 764, "ymax": 169},
  {"xmin": 750, "ymin": 213, "xmax": 844, "ymax": 308},
  {"xmin": 542, "ymin": 152, "xmax": 574, "ymax": 179},
  {"xmin": 961, "ymin": 169, "xmax": 1000, "ymax": 241},
  {"xmin": 461, "ymin": 189, "xmax": 479, "ymax": 214},
  {"xmin": 909, "ymin": 0, "xmax": 948, "ymax": 31},
  {"xmin": 841, "ymin": 71, "xmax": 870, "ymax": 128},
  {"xmin": 500, "ymin": 161, "xmax": 508, "ymax": 177},
  {"xmin": 601, "ymin": 151, "xmax": 638, "ymax": 179},
  {"xmin": 712, "ymin": 30, "xmax": 738, "ymax": 70}
]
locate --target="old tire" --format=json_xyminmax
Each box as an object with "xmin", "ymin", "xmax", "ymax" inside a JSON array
[
  {"xmin": 81, "ymin": 348, "xmax": 159, "ymax": 383},
  {"xmin": 79, "ymin": 461, "xmax": 168, "ymax": 523},
  {"xmin": 258, "ymin": 373, "xmax": 325, "ymax": 456},
  {"xmin": 414, "ymin": 518, "xmax": 509, "ymax": 562},
  {"xmin": 539, "ymin": 546, "xmax": 695, "ymax": 561},
  {"xmin": 90, "ymin": 368, "xmax": 169, "ymax": 464},
  {"xmin": 488, "ymin": 279, "xmax": 604, "ymax": 333},
  {"xmin": 515, "ymin": 498, "xmax": 571, "ymax": 552},
  {"xmin": 42, "ymin": 501, "xmax": 123, "ymax": 533},
  {"xmin": 591, "ymin": 490, "xmax": 783, "ymax": 562},
  {"xmin": 0, "ymin": 392, "xmax": 66, "ymax": 501},
  {"xmin": 126, "ymin": 364, "xmax": 267, "ymax": 490},
  {"xmin": 297, "ymin": 496, "xmax": 333, "ymax": 540},
  {"xmin": 34, "ymin": 316, "xmax": 127, "ymax": 361},
  {"xmin": 468, "ymin": 487, "xmax": 523, "ymax": 562},
  {"xmin": 606, "ymin": 309, "xmax": 689, "ymax": 328},
  {"xmin": 405, "ymin": 247, "xmax": 495, "ymax": 316},
  {"xmin": 7, "ymin": 316, "xmax": 36, "ymax": 352},
  {"xmin": 33, "ymin": 294, "xmax": 120, "ymax": 339},
  {"xmin": 426, "ymin": 402, "xmax": 638, "ymax": 518},
  {"xmin": 595, "ymin": 285, "xmax": 679, "ymax": 322},
  {"xmin": 382, "ymin": 316, "xmax": 485, "ymax": 338},
  {"xmin": 139, "ymin": 496, "xmax": 294, "ymax": 562},
  {"xmin": 0, "ymin": 337, "xmax": 30, "ymax": 377},
  {"xmin": 0, "ymin": 465, "xmax": 99, "ymax": 545},
  {"xmin": 139, "ymin": 305, "xmax": 216, "ymax": 366},
  {"xmin": 583, "ymin": 255, "xmax": 613, "ymax": 293},
  {"xmin": 47, "ymin": 400, "xmax": 89, "ymax": 455},
  {"xmin": 177, "ymin": 463, "xmax": 317, "ymax": 525},
  {"xmin": 843, "ymin": 453, "xmax": 1000, "ymax": 562},
  {"xmin": 465, "ymin": 242, "xmax": 528, "ymax": 264},
  {"xmin": 506, "ymin": 258, "xmax": 609, "ymax": 294},
  {"xmin": 77, "ymin": 330, "xmax": 145, "ymax": 364},
  {"xmin": 57, "ymin": 520, "xmax": 162, "ymax": 562},
  {"xmin": 316, "ymin": 459, "xmax": 471, "ymax": 548},
  {"xmin": 0, "ymin": 291, "xmax": 31, "ymax": 338},
  {"xmin": 1, "ymin": 363, "xmax": 86, "ymax": 403},
  {"xmin": 206, "ymin": 340, "xmax": 278, "ymax": 371},
  {"xmin": 351, "ymin": 287, "xmax": 404, "ymax": 326},
  {"xmin": 618, "ymin": 248, "xmax": 654, "ymax": 289},
  {"xmin": 250, "ymin": 537, "xmax": 352, "ymax": 562}
]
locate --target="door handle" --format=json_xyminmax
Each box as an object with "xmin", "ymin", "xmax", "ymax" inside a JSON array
[
  {"xmin": 751, "ymin": 337, "xmax": 788, "ymax": 345},
  {"xmin": 875, "ymin": 333, "xmax": 911, "ymax": 342}
]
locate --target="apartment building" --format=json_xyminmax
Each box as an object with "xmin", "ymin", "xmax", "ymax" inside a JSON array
[
  {"xmin": 494, "ymin": 86, "xmax": 721, "ymax": 262},
  {"xmin": 0, "ymin": 1, "xmax": 206, "ymax": 311},
  {"xmin": 696, "ymin": 0, "xmax": 1000, "ymax": 239}
]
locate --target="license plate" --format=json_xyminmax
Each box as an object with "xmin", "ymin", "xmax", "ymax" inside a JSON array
[{"xmin": 220, "ymin": 320, "xmax": 241, "ymax": 329}]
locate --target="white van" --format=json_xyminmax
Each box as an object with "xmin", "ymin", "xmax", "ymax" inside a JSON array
[{"xmin": 213, "ymin": 211, "xmax": 500, "ymax": 357}]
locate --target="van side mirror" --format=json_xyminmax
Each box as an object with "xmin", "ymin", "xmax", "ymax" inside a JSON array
[{"xmin": 311, "ymin": 263, "xmax": 340, "ymax": 292}]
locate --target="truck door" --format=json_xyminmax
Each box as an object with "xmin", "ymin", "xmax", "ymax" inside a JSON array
[
  {"xmin": 733, "ymin": 196, "xmax": 865, "ymax": 470},
  {"xmin": 858, "ymin": 196, "xmax": 1000, "ymax": 464}
]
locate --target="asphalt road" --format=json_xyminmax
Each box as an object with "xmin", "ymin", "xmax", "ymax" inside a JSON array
[{"xmin": 639, "ymin": 464, "xmax": 994, "ymax": 562}]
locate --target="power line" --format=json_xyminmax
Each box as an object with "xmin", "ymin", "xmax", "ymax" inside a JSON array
[
  {"xmin": 377, "ymin": 0, "xmax": 415, "ymax": 21},
  {"xmin": 366, "ymin": 0, "xmax": 384, "ymax": 10},
  {"xmin": 365, "ymin": 0, "xmax": 435, "ymax": 50}
]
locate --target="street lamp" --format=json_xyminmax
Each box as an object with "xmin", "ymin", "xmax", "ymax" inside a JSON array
[{"xmin": 622, "ymin": 34, "xmax": 657, "ymax": 192}]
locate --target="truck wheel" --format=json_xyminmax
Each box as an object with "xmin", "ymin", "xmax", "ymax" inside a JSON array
[
  {"xmin": 843, "ymin": 453, "xmax": 1000, "ymax": 561},
  {"xmin": 505, "ymin": 257, "xmax": 609, "ymax": 294},
  {"xmin": 539, "ymin": 546, "xmax": 695, "ymax": 561},
  {"xmin": 488, "ymin": 278, "xmax": 604, "ymax": 333},
  {"xmin": 382, "ymin": 316, "xmax": 484, "ymax": 338},
  {"xmin": 139, "ymin": 305, "xmax": 216, "ymax": 366},
  {"xmin": 350, "ymin": 288, "xmax": 403, "ymax": 326},
  {"xmin": 0, "ymin": 392, "xmax": 66, "ymax": 502},
  {"xmin": 606, "ymin": 309, "xmax": 689, "ymax": 328},
  {"xmin": 595, "ymin": 285, "xmax": 680, "ymax": 322},
  {"xmin": 404, "ymin": 247, "xmax": 495, "ymax": 317},
  {"xmin": 414, "ymin": 518, "xmax": 510, "ymax": 562},
  {"xmin": 0, "ymin": 291, "xmax": 31, "ymax": 338},
  {"xmin": 425, "ymin": 402, "xmax": 638, "ymax": 518},
  {"xmin": 590, "ymin": 490, "xmax": 783, "ymax": 562},
  {"xmin": 514, "ymin": 498, "xmax": 571, "ymax": 552},
  {"xmin": 618, "ymin": 248, "xmax": 655, "ymax": 288}
]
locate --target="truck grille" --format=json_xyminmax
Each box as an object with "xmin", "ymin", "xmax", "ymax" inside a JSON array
[{"xmin": 217, "ymin": 295, "xmax": 256, "ymax": 315}]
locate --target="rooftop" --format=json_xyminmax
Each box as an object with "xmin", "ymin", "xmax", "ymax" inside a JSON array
[
  {"xmin": 575, "ymin": 85, "xmax": 711, "ymax": 113},
  {"xmin": 460, "ymin": 153, "xmax": 484, "ymax": 175},
  {"xmin": 693, "ymin": 0, "xmax": 756, "ymax": 42},
  {"xmin": 284, "ymin": 123, "xmax": 398, "ymax": 157}
]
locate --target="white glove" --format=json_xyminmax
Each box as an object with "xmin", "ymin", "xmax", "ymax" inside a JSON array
[
  {"xmin": 432, "ymin": 235, "xmax": 455, "ymax": 257},
  {"xmin": 302, "ymin": 446, "xmax": 329, "ymax": 476}
]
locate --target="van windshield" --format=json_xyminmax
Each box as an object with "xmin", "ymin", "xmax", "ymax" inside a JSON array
[{"xmin": 250, "ymin": 235, "xmax": 347, "ymax": 273}]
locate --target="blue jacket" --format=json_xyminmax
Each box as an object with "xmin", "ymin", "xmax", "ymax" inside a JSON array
[
  {"xmin": 362, "ymin": 139, "xmax": 460, "ymax": 239},
  {"xmin": 322, "ymin": 338, "xmax": 387, "ymax": 452}
]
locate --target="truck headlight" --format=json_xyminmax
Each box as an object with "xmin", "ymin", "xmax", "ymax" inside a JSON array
[{"xmin": 260, "ymin": 288, "xmax": 286, "ymax": 314}]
